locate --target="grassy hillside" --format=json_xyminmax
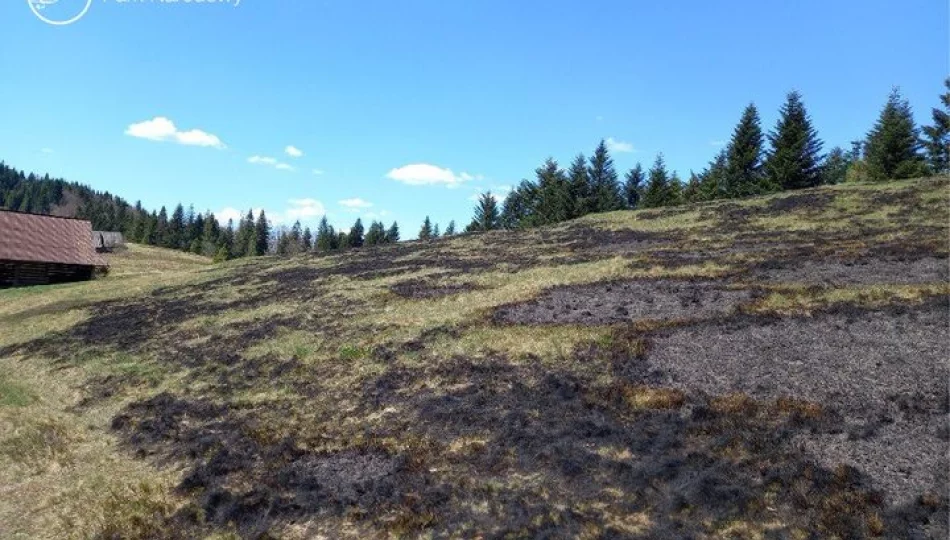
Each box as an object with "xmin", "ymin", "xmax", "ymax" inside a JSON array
[{"xmin": 1, "ymin": 178, "xmax": 948, "ymax": 539}]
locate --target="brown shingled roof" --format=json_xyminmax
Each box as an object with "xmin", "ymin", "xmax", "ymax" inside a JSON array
[{"xmin": 0, "ymin": 210, "xmax": 107, "ymax": 267}]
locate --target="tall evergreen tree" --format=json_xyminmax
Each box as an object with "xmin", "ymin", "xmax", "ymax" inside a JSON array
[
  {"xmin": 865, "ymin": 88, "xmax": 928, "ymax": 180},
  {"xmin": 588, "ymin": 140, "xmax": 624, "ymax": 212},
  {"xmin": 697, "ymin": 149, "xmax": 728, "ymax": 201},
  {"xmin": 623, "ymin": 164, "xmax": 645, "ymax": 209},
  {"xmin": 444, "ymin": 220, "xmax": 456, "ymax": 236},
  {"xmin": 253, "ymin": 210, "xmax": 270, "ymax": 256},
  {"xmin": 234, "ymin": 209, "xmax": 255, "ymax": 257},
  {"xmin": 169, "ymin": 203, "xmax": 186, "ymax": 249},
  {"xmin": 385, "ymin": 221, "xmax": 400, "ymax": 243},
  {"xmin": 347, "ymin": 218, "xmax": 365, "ymax": 248},
  {"xmin": 500, "ymin": 181, "xmax": 535, "ymax": 229},
  {"xmin": 155, "ymin": 206, "xmax": 169, "ymax": 248},
  {"xmin": 765, "ymin": 91, "xmax": 824, "ymax": 190},
  {"xmin": 470, "ymin": 192, "xmax": 501, "ymax": 231},
  {"xmin": 365, "ymin": 221, "xmax": 386, "ymax": 246},
  {"xmin": 302, "ymin": 227, "xmax": 313, "ymax": 252},
  {"xmin": 641, "ymin": 155, "xmax": 672, "ymax": 208},
  {"xmin": 725, "ymin": 103, "xmax": 766, "ymax": 197},
  {"xmin": 315, "ymin": 216, "xmax": 335, "ymax": 252},
  {"xmin": 433, "ymin": 223, "xmax": 441, "ymax": 238},
  {"xmin": 419, "ymin": 216, "xmax": 433, "ymax": 240},
  {"xmin": 533, "ymin": 158, "xmax": 572, "ymax": 225},
  {"xmin": 567, "ymin": 154, "xmax": 591, "ymax": 217},
  {"xmin": 922, "ymin": 78, "xmax": 950, "ymax": 174}
]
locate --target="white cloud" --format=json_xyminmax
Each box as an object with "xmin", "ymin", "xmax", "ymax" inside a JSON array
[
  {"xmin": 215, "ymin": 207, "xmax": 244, "ymax": 225},
  {"xmin": 339, "ymin": 198, "xmax": 373, "ymax": 209},
  {"xmin": 285, "ymin": 198, "xmax": 326, "ymax": 221},
  {"xmin": 285, "ymin": 145, "xmax": 303, "ymax": 158},
  {"xmin": 468, "ymin": 186, "xmax": 511, "ymax": 203},
  {"xmin": 248, "ymin": 155, "xmax": 294, "ymax": 171},
  {"xmin": 386, "ymin": 163, "xmax": 479, "ymax": 188},
  {"xmin": 312, "ymin": 169, "xmax": 325, "ymax": 176},
  {"xmin": 125, "ymin": 117, "xmax": 225, "ymax": 149},
  {"xmin": 605, "ymin": 137, "xmax": 635, "ymax": 153}
]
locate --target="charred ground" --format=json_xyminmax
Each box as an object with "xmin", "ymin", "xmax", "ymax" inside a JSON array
[{"xmin": 0, "ymin": 177, "xmax": 948, "ymax": 539}]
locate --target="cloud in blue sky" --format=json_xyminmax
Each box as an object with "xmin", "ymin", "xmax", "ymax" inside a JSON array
[
  {"xmin": 386, "ymin": 163, "xmax": 480, "ymax": 188},
  {"xmin": 125, "ymin": 117, "xmax": 225, "ymax": 149}
]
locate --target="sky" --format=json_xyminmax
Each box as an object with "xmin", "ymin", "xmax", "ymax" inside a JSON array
[{"xmin": 1, "ymin": 0, "xmax": 947, "ymax": 236}]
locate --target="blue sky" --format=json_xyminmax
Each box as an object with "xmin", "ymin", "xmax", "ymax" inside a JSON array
[{"xmin": 1, "ymin": 0, "xmax": 947, "ymax": 235}]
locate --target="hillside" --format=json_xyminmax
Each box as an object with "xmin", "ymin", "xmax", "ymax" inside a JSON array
[{"xmin": 0, "ymin": 177, "xmax": 948, "ymax": 539}]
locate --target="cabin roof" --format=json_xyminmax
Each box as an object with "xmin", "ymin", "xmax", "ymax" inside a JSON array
[{"xmin": 0, "ymin": 209, "xmax": 108, "ymax": 267}]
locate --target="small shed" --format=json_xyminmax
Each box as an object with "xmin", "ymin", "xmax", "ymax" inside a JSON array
[
  {"xmin": 93, "ymin": 231, "xmax": 126, "ymax": 253},
  {"xmin": 0, "ymin": 210, "xmax": 108, "ymax": 287}
]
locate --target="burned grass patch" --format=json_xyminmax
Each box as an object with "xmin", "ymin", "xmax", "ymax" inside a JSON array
[
  {"xmin": 748, "ymin": 256, "xmax": 949, "ymax": 286},
  {"xmin": 493, "ymin": 278, "xmax": 755, "ymax": 325},
  {"xmin": 646, "ymin": 298, "xmax": 949, "ymax": 511},
  {"xmin": 389, "ymin": 277, "xmax": 480, "ymax": 299}
]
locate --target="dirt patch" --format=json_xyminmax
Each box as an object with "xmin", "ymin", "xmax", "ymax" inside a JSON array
[
  {"xmin": 748, "ymin": 256, "xmax": 949, "ymax": 286},
  {"xmin": 646, "ymin": 300, "xmax": 950, "ymax": 508},
  {"xmin": 389, "ymin": 277, "xmax": 479, "ymax": 299},
  {"xmin": 494, "ymin": 279, "xmax": 755, "ymax": 325}
]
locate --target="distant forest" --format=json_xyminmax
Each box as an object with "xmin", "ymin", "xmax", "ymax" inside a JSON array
[{"xmin": 2, "ymin": 81, "xmax": 947, "ymax": 260}]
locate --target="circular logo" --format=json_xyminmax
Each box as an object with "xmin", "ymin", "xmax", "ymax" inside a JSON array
[{"xmin": 28, "ymin": 0, "xmax": 93, "ymax": 26}]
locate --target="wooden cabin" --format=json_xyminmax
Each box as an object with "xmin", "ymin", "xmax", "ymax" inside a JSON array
[{"xmin": 0, "ymin": 210, "xmax": 108, "ymax": 287}]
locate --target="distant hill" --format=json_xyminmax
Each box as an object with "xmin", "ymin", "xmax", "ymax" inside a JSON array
[{"xmin": 0, "ymin": 161, "xmax": 133, "ymax": 232}]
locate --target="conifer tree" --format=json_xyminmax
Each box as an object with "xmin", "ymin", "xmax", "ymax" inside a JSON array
[
  {"xmin": 922, "ymin": 78, "xmax": 950, "ymax": 174},
  {"xmin": 698, "ymin": 149, "xmax": 728, "ymax": 200},
  {"xmin": 821, "ymin": 147, "xmax": 852, "ymax": 185},
  {"xmin": 336, "ymin": 231, "xmax": 347, "ymax": 249},
  {"xmin": 155, "ymin": 206, "xmax": 169, "ymax": 248},
  {"xmin": 253, "ymin": 210, "xmax": 270, "ymax": 256},
  {"xmin": 588, "ymin": 140, "xmax": 624, "ymax": 212},
  {"xmin": 500, "ymin": 181, "xmax": 535, "ymax": 229},
  {"xmin": 641, "ymin": 155, "xmax": 672, "ymax": 208},
  {"xmin": 315, "ymin": 216, "xmax": 335, "ymax": 252},
  {"xmin": 365, "ymin": 221, "xmax": 386, "ymax": 246},
  {"xmin": 725, "ymin": 103, "xmax": 766, "ymax": 197},
  {"xmin": 471, "ymin": 192, "xmax": 501, "ymax": 231},
  {"xmin": 169, "ymin": 203, "xmax": 186, "ymax": 249},
  {"xmin": 419, "ymin": 216, "xmax": 433, "ymax": 240},
  {"xmin": 200, "ymin": 211, "xmax": 220, "ymax": 256},
  {"xmin": 386, "ymin": 221, "xmax": 400, "ymax": 243},
  {"xmin": 623, "ymin": 164, "xmax": 645, "ymax": 209},
  {"xmin": 567, "ymin": 154, "xmax": 591, "ymax": 217},
  {"xmin": 865, "ymin": 88, "xmax": 928, "ymax": 180},
  {"xmin": 219, "ymin": 219, "xmax": 235, "ymax": 256},
  {"xmin": 234, "ymin": 209, "xmax": 254, "ymax": 257},
  {"xmin": 533, "ymin": 158, "xmax": 572, "ymax": 225},
  {"xmin": 433, "ymin": 223, "xmax": 441, "ymax": 238},
  {"xmin": 347, "ymin": 218, "xmax": 364, "ymax": 248},
  {"xmin": 682, "ymin": 172, "xmax": 703, "ymax": 203},
  {"xmin": 444, "ymin": 220, "xmax": 456, "ymax": 236},
  {"xmin": 765, "ymin": 91, "xmax": 824, "ymax": 190},
  {"xmin": 302, "ymin": 227, "xmax": 313, "ymax": 251}
]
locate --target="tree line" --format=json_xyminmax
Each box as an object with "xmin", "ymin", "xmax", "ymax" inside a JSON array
[{"xmin": 465, "ymin": 81, "xmax": 949, "ymax": 231}]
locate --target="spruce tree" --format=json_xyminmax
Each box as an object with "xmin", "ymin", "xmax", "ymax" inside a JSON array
[
  {"xmin": 386, "ymin": 221, "xmax": 400, "ymax": 243},
  {"xmin": 623, "ymin": 164, "xmax": 645, "ymax": 209},
  {"xmin": 865, "ymin": 88, "xmax": 928, "ymax": 180},
  {"xmin": 365, "ymin": 221, "xmax": 386, "ymax": 246},
  {"xmin": 472, "ymin": 192, "xmax": 501, "ymax": 231},
  {"xmin": 725, "ymin": 103, "xmax": 766, "ymax": 197},
  {"xmin": 444, "ymin": 220, "xmax": 456, "ymax": 236},
  {"xmin": 169, "ymin": 203, "xmax": 186, "ymax": 249},
  {"xmin": 253, "ymin": 210, "xmax": 270, "ymax": 256},
  {"xmin": 500, "ymin": 181, "xmax": 535, "ymax": 229},
  {"xmin": 347, "ymin": 218, "xmax": 365, "ymax": 248},
  {"xmin": 419, "ymin": 216, "xmax": 433, "ymax": 240},
  {"xmin": 641, "ymin": 155, "xmax": 671, "ymax": 208},
  {"xmin": 533, "ymin": 158, "xmax": 572, "ymax": 225},
  {"xmin": 682, "ymin": 172, "xmax": 703, "ymax": 203},
  {"xmin": 155, "ymin": 206, "xmax": 169, "ymax": 248},
  {"xmin": 234, "ymin": 209, "xmax": 254, "ymax": 257},
  {"xmin": 922, "ymin": 78, "xmax": 950, "ymax": 174},
  {"xmin": 698, "ymin": 150, "xmax": 728, "ymax": 200},
  {"xmin": 567, "ymin": 154, "xmax": 591, "ymax": 217},
  {"xmin": 433, "ymin": 223, "xmax": 441, "ymax": 238},
  {"xmin": 302, "ymin": 227, "xmax": 313, "ymax": 251},
  {"xmin": 821, "ymin": 147, "xmax": 852, "ymax": 185},
  {"xmin": 588, "ymin": 140, "xmax": 624, "ymax": 212},
  {"xmin": 315, "ymin": 216, "xmax": 334, "ymax": 252},
  {"xmin": 765, "ymin": 91, "xmax": 824, "ymax": 190}
]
